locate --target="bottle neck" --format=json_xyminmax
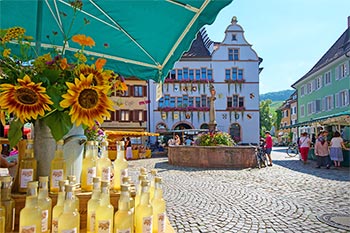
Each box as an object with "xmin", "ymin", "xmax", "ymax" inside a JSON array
[
  {"xmin": 100, "ymin": 186, "xmax": 110, "ymax": 205},
  {"xmin": 154, "ymin": 182, "xmax": 163, "ymax": 199},
  {"xmin": 25, "ymin": 188, "xmax": 38, "ymax": 208},
  {"xmin": 38, "ymin": 188, "xmax": 49, "ymax": 199},
  {"xmin": 54, "ymin": 145, "xmax": 64, "ymax": 159},
  {"xmin": 63, "ymin": 191, "xmax": 75, "ymax": 212},
  {"xmin": 100, "ymin": 145, "xmax": 108, "ymax": 158},
  {"xmin": 85, "ymin": 144, "xmax": 94, "ymax": 158},
  {"xmin": 118, "ymin": 190, "xmax": 130, "ymax": 211},
  {"xmin": 140, "ymin": 186, "xmax": 150, "ymax": 205},
  {"xmin": 56, "ymin": 191, "xmax": 65, "ymax": 205}
]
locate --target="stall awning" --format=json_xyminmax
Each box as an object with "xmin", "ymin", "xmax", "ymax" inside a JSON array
[{"xmin": 105, "ymin": 130, "xmax": 159, "ymax": 139}]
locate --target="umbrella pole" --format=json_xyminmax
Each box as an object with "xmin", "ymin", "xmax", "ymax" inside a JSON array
[{"xmin": 35, "ymin": 0, "xmax": 44, "ymax": 55}]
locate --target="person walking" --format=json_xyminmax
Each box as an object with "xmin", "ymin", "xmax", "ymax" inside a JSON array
[
  {"xmin": 330, "ymin": 131, "xmax": 349, "ymax": 167},
  {"xmin": 299, "ymin": 132, "xmax": 311, "ymax": 164},
  {"xmin": 314, "ymin": 131, "xmax": 331, "ymax": 169},
  {"xmin": 264, "ymin": 131, "xmax": 273, "ymax": 166},
  {"xmin": 125, "ymin": 137, "xmax": 132, "ymax": 160}
]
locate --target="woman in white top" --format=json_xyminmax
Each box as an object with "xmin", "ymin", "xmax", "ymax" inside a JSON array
[
  {"xmin": 299, "ymin": 132, "xmax": 311, "ymax": 164},
  {"xmin": 330, "ymin": 131, "xmax": 349, "ymax": 167}
]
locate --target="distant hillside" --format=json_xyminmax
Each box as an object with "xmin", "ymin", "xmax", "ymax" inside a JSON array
[
  {"xmin": 269, "ymin": 101, "xmax": 283, "ymax": 112},
  {"xmin": 260, "ymin": 89, "xmax": 294, "ymax": 101}
]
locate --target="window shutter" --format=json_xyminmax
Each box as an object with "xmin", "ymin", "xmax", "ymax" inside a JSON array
[
  {"xmin": 335, "ymin": 93, "xmax": 339, "ymax": 108},
  {"xmin": 129, "ymin": 85, "xmax": 134, "ymax": 97},
  {"xmin": 115, "ymin": 110, "xmax": 120, "ymax": 121},
  {"xmin": 335, "ymin": 66, "xmax": 340, "ymax": 80},
  {"xmin": 109, "ymin": 110, "xmax": 115, "ymax": 121},
  {"xmin": 129, "ymin": 110, "xmax": 134, "ymax": 122},
  {"xmin": 346, "ymin": 61, "xmax": 350, "ymax": 76},
  {"xmin": 143, "ymin": 86, "xmax": 147, "ymax": 97},
  {"xmin": 322, "ymin": 98, "xmax": 326, "ymax": 111},
  {"xmin": 143, "ymin": 110, "xmax": 147, "ymax": 121}
]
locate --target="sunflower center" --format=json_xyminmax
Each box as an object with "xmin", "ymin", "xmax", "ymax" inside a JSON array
[
  {"xmin": 16, "ymin": 87, "xmax": 38, "ymax": 105},
  {"xmin": 79, "ymin": 89, "xmax": 98, "ymax": 109}
]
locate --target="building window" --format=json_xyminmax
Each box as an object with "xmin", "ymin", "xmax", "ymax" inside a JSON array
[
  {"xmin": 336, "ymin": 90, "xmax": 349, "ymax": 107},
  {"xmin": 225, "ymin": 69, "xmax": 231, "ymax": 81},
  {"xmin": 170, "ymin": 69, "xmax": 176, "ymax": 79},
  {"xmin": 134, "ymin": 85, "xmax": 143, "ymax": 97},
  {"xmin": 183, "ymin": 68, "xmax": 188, "ymax": 80},
  {"xmin": 307, "ymin": 102, "xmax": 315, "ymax": 115},
  {"xmin": 227, "ymin": 97, "xmax": 233, "ymax": 108},
  {"xmin": 189, "ymin": 97, "xmax": 194, "ymax": 107},
  {"xmin": 307, "ymin": 82, "xmax": 312, "ymax": 94},
  {"xmin": 189, "ymin": 69, "xmax": 194, "ymax": 80},
  {"xmin": 195, "ymin": 69, "xmax": 200, "ymax": 80},
  {"xmin": 324, "ymin": 95, "xmax": 333, "ymax": 111},
  {"xmin": 201, "ymin": 95, "xmax": 207, "ymax": 107},
  {"xmin": 134, "ymin": 110, "xmax": 144, "ymax": 121},
  {"xmin": 177, "ymin": 97, "xmax": 183, "ymax": 107},
  {"xmin": 337, "ymin": 63, "xmax": 347, "ymax": 79},
  {"xmin": 233, "ymin": 95, "xmax": 238, "ymax": 107},
  {"xmin": 238, "ymin": 69, "xmax": 243, "ymax": 80},
  {"xmin": 232, "ymin": 68, "xmax": 237, "ymax": 80},
  {"xmin": 195, "ymin": 97, "xmax": 201, "ymax": 107},
  {"xmin": 201, "ymin": 68, "xmax": 207, "ymax": 80},
  {"xmin": 228, "ymin": 48, "xmax": 239, "ymax": 61},
  {"xmin": 315, "ymin": 99, "xmax": 322, "ymax": 113},
  {"xmin": 208, "ymin": 69, "xmax": 213, "ymax": 80},
  {"xmin": 324, "ymin": 71, "xmax": 331, "ymax": 85},
  {"xmin": 177, "ymin": 70, "xmax": 183, "ymax": 80},
  {"xmin": 231, "ymin": 34, "xmax": 237, "ymax": 41},
  {"xmin": 170, "ymin": 97, "xmax": 176, "ymax": 107},
  {"xmin": 158, "ymin": 97, "xmax": 164, "ymax": 108},
  {"xmin": 300, "ymin": 85, "xmax": 305, "ymax": 96},
  {"xmin": 316, "ymin": 76, "xmax": 322, "ymax": 90},
  {"xmin": 238, "ymin": 97, "xmax": 244, "ymax": 107},
  {"xmin": 120, "ymin": 110, "xmax": 129, "ymax": 121},
  {"xmin": 300, "ymin": 105, "xmax": 305, "ymax": 117}
]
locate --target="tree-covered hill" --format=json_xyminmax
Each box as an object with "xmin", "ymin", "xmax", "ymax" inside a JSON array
[{"xmin": 260, "ymin": 89, "xmax": 294, "ymax": 101}]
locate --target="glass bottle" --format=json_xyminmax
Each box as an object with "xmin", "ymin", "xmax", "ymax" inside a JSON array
[
  {"xmin": 122, "ymin": 176, "xmax": 135, "ymax": 213},
  {"xmin": 135, "ymin": 175, "xmax": 147, "ymax": 208},
  {"xmin": 0, "ymin": 181, "xmax": 5, "ymax": 233},
  {"xmin": 58, "ymin": 184, "xmax": 80, "ymax": 233},
  {"xmin": 81, "ymin": 141, "xmax": 97, "ymax": 191},
  {"xmin": 38, "ymin": 176, "xmax": 52, "ymax": 233},
  {"xmin": 97, "ymin": 141, "xmax": 112, "ymax": 182},
  {"xmin": 87, "ymin": 177, "xmax": 101, "ymax": 233},
  {"xmin": 52, "ymin": 180, "xmax": 68, "ymax": 233},
  {"xmin": 113, "ymin": 141, "xmax": 128, "ymax": 191},
  {"xmin": 18, "ymin": 139, "xmax": 37, "ymax": 193},
  {"xmin": 151, "ymin": 177, "xmax": 166, "ymax": 233},
  {"xmin": 149, "ymin": 169, "xmax": 158, "ymax": 200},
  {"xmin": 0, "ymin": 176, "xmax": 15, "ymax": 232},
  {"xmin": 50, "ymin": 139, "xmax": 67, "ymax": 193},
  {"xmin": 19, "ymin": 181, "xmax": 42, "ymax": 233},
  {"xmin": 114, "ymin": 184, "xmax": 133, "ymax": 233},
  {"xmin": 135, "ymin": 180, "xmax": 153, "ymax": 233},
  {"xmin": 95, "ymin": 181, "xmax": 114, "ymax": 233},
  {"xmin": 68, "ymin": 175, "xmax": 80, "ymax": 211}
]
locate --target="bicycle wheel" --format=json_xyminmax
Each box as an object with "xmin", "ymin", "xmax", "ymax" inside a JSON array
[{"xmin": 286, "ymin": 145, "xmax": 298, "ymax": 157}]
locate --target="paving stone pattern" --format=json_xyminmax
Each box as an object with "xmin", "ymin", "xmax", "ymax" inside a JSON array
[{"xmin": 128, "ymin": 148, "xmax": 350, "ymax": 233}]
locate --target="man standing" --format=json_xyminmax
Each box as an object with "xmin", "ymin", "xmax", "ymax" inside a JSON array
[{"xmin": 265, "ymin": 131, "xmax": 273, "ymax": 166}]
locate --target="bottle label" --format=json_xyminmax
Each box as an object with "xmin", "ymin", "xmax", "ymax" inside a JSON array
[
  {"xmin": 102, "ymin": 167, "xmax": 111, "ymax": 181},
  {"xmin": 97, "ymin": 219, "xmax": 112, "ymax": 233},
  {"xmin": 20, "ymin": 168, "xmax": 34, "ymax": 188},
  {"xmin": 142, "ymin": 216, "xmax": 152, "ymax": 233},
  {"xmin": 117, "ymin": 228, "xmax": 131, "ymax": 233},
  {"xmin": 61, "ymin": 228, "xmax": 77, "ymax": 233},
  {"xmin": 41, "ymin": 209, "xmax": 49, "ymax": 231},
  {"xmin": 89, "ymin": 211, "xmax": 96, "ymax": 233},
  {"xmin": 52, "ymin": 218, "xmax": 58, "ymax": 233},
  {"xmin": 120, "ymin": 168, "xmax": 128, "ymax": 184},
  {"xmin": 51, "ymin": 169, "xmax": 64, "ymax": 188},
  {"xmin": 157, "ymin": 213, "xmax": 166, "ymax": 233},
  {"xmin": 20, "ymin": 225, "xmax": 36, "ymax": 233},
  {"xmin": 87, "ymin": 167, "xmax": 97, "ymax": 185}
]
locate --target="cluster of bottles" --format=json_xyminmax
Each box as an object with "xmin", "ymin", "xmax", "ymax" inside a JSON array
[
  {"xmin": 16, "ymin": 139, "xmax": 167, "ymax": 232},
  {"xmin": 0, "ymin": 176, "xmax": 15, "ymax": 232}
]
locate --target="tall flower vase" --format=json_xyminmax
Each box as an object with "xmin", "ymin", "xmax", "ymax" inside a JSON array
[{"xmin": 34, "ymin": 120, "xmax": 86, "ymax": 182}]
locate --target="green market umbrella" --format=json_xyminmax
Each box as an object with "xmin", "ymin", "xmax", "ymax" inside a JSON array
[{"xmin": 0, "ymin": 0, "xmax": 232, "ymax": 82}]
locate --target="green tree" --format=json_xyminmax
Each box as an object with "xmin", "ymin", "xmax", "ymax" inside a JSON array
[
  {"xmin": 259, "ymin": 99, "xmax": 273, "ymax": 136},
  {"xmin": 275, "ymin": 109, "xmax": 282, "ymax": 130}
]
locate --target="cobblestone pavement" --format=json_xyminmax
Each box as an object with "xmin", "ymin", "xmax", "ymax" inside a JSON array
[{"xmin": 128, "ymin": 147, "xmax": 350, "ymax": 233}]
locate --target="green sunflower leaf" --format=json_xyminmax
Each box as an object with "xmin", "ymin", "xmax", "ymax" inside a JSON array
[
  {"xmin": 8, "ymin": 119, "xmax": 24, "ymax": 148},
  {"xmin": 43, "ymin": 111, "xmax": 72, "ymax": 141}
]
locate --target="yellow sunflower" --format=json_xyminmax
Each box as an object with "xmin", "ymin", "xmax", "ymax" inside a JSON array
[
  {"xmin": 0, "ymin": 75, "xmax": 53, "ymax": 122},
  {"xmin": 60, "ymin": 73, "xmax": 114, "ymax": 127},
  {"xmin": 75, "ymin": 63, "xmax": 111, "ymax": 86}
]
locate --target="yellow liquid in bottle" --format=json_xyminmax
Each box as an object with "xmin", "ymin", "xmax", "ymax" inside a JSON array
[
  {"xmin": 58, "ymin": 185, "xmax": 80, "ymax": 233},
  {"xmin": 0, "ymin": 181, "xmax": 5, "ymax": 233},
  {"xmin": 38, "ymin": 177, "xmax": 52, "ymax": 233},
  {"xmin": 50, "ymin": 140, "xmax": 66, "ymax": 193},
  {"xmin": 0, "ymin": 176, "xmax": 15, "ymax": 232},
  {"xmin": 81, "ymin": 141, "xmax": 97, "ymax": 191},
  {"xmin": 18, "ymin": 140, "xmax": 37, "ymax": 193},
  {"xmin": 19, "ymin": 181, "xmax": 42, "ymax": 233},
  {"xmin": 52, "ymin": 180, "xmax": 67, "ymax": 233},
  {"xmin": 95, "ymin": 181, "xmax": 114, "ymax": 233},
  {"xmin": 97, "ymin": 141, "xmax": 112, "ymax": 182},
  {"xmin": 151, "ymin": 177, "xmax": 166, "ymax": 233},
  {"xmin": 87, "ymin": 177, "xmax": 101, "ymax": 233},
  {"xmin": 113, "ymin": 141, "xmax": 128, "ymax": 191},
  {"xmin": 114, "ymin": 184, "xmax": 133, "ymax": 233},
  {"xmin": 135, "ymin": 180, "xmax": 153, "ymax": 233}
]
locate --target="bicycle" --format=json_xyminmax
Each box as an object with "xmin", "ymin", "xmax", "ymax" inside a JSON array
[
  {"xmin": 255, "ymin": 141, "xmax": 268, "ymax": 168},
  {"xmin": 286, "ymin": 142, "xmax": 299, "ymax": 157}
]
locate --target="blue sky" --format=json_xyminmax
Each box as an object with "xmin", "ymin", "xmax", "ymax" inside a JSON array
[{"xmin": 205, "ymin": 0, "xmax": 350, "ymax": 94}]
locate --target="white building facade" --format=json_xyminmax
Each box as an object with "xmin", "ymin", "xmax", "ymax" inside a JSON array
[{"xmin": 149, "ymin": 17, "xmax": 262, "ymax": 144}]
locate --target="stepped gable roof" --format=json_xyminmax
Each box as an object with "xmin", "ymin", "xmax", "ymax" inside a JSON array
[
  {"xmin": 293, "ymin": 27, "xmax": 350, "ymax": 86},
  {"xmin": 182, "ymin": 31, "xmax": 211, "ymax": 58}
]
